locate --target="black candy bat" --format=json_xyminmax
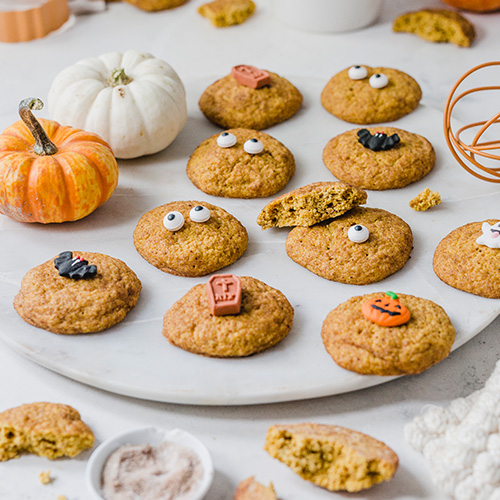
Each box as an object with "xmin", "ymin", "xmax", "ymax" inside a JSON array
[
  {"xmin": 54, "ymin": 251, "xmax": 97, "ymax": 280},
  {"xmin": 357, "ymin": 129, "xmax": 400, "ymax": 151}
]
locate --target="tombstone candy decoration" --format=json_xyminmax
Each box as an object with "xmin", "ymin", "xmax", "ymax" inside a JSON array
[
  {"xmin": 206, "ymin": 274, "xmax": 242, "ymax": 316},
  {"xmin": 231, "ymin": 65, "xmax": 271, "ymax": 89}
]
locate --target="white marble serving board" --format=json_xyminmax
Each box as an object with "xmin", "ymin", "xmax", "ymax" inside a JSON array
[{"xmin": 0, "ymin": 76, "xmax": 499, "ymax": 405}]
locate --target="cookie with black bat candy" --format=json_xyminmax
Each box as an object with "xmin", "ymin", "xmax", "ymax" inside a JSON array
[
  {"xmin": 323, "ymin": 126, "xmax": 435, "ymax": 190},
  {"xmin": 14, "ymin": 252, "xmax": 141, "ymax": 334}
]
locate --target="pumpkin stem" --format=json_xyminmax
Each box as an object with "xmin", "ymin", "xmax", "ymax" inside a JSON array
[
  {"xmin": 107, "ymin": 68, "xmax": 133, "ymax": 87},
  {"xmin": 385, "ymin": 291, "xmax": 398, "ymax": 300},
  {"xmin": 18, "ymin": 98, "xmax": 58, "ymax": 156}
]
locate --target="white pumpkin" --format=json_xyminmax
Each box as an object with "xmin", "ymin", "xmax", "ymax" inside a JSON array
[{"xmin": 48, "ymin": 50, "xmax": 187, "ymax": 159}]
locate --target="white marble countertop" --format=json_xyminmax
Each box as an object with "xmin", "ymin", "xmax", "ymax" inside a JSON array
[{"xmin": 0, "ymin": 1, "xmax": 499, "ymax": 499}]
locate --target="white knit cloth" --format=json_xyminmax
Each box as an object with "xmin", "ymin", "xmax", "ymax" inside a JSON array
[{"xmin": 405, "ymin": 360, "xmax": 500, "ymax": 500}]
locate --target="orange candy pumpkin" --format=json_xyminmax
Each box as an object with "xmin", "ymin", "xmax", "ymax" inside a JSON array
[
  {"xmin": 0, "ymin": 98, "xmax": 118, "ymax": 223},
  {"xmin": 441, "ymin": 0, "xmax": 500, "ymax": 11},
  {"xmin": 361, "ymin": 292, "xmax": 411, "ymax": 327}
]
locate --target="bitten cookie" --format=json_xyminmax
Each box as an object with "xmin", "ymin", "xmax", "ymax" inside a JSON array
[
  {"xmin": 393, "ymin": 9, "xmax": 475, "ymax": 47},
  {"xmin": 198, "ymin": 0, "xmax": 255, "ymax": 27},
  {"xmin": 199, "ymin": 66, "xmax": 302, "ymax": 130},
  {"xmin": 322, "ymin": 127, "xmax": 435, "ymax": 190},
  {"xmin": 134, "ymin": 201, "xmax": 248, "ymax": 277},
  {"xmin": 321, "ymin": 292, "xmax": 455, "ymax": 375},
  {"xmin": 286, "ymin": 207, "xmax": 413, "ymax": 285},
  {"xmin": 14, "ymin": 252, "xmax": 141, "ymax": 334},
  {"xmin": 0, "ymin": 402, "xmax": 94, "ymax": 461},
  {"xmin": 123, "ymin": 0, "xmax": 188, "ymax": 11},
  {"xmin": 321, "ymin": 65, "xmax": 422, "ymax": 124},
  {"xmin": 187, "ymin": 128, "xmax": 295, "ymax": 198},
  {"xmin": 264, "ymin": 423, "xmax": 398, "ymax": 492},
  {"xmin": 257, "ymin": 181, "xmax": 367, "ymax": 229},
  {"xmin": 163, "ymin": 276, "xmax": 293, "ymax": 357},
  {"xmin": 433, "ymin": 220, "xmax": 500, "ymax": 298}
]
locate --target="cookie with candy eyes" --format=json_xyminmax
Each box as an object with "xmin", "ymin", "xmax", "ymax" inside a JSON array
[
  {"xmin": 322, "ymin": 127, "xmax": 435, "ymax": 190},
  {"xmin": 187, "ymin": 128, "xmax": 295, "ymax": 198},
  {"xmin": 133, "ymin": 200, "xmax": 248, "ymax": 277},
  {"xmin": 13, "ymin": 252, "xmax": 141, "ymax": 334},
  {"xmin": 285, "ymin": 207, "xmax": 413, "ymax": 285},
  {"xmin": 198, "ymin": 66, "xmax": 302, "ymax": 130},
  {"xmin": 433, "ymin": 220, "xmax": 500, "ymax": 298},
  {"xmin": 321, "ymin": 65, "xmax": 422, "ymax": 124}
]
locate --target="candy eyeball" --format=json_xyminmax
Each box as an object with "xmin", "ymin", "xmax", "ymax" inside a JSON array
[
  {"xmin": 189, "ymin": 205, "xmax": 211, "ymax": 223},
  {"xmin": 348, "ymin": 65, "xmax": 368, "ymax": 80},
  {"xmin": 217, "ymin": 132, "xmax": 237, "ymax": 148},
  {"xmin": 348, "ymin": 224, "xmax": 369, "ymax": 243},
  {"xmin": 369, "ymin": 73, "xmax": 388, "ymax": 89},
  {"xmin": 244, "ymin": 138, "xmax": 264, "ymax": 154},
  {"xmin": 163, "ymin": 211, "xmax": 185, "ymax": 231}
]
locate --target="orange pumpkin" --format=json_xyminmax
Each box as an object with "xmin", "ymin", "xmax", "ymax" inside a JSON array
[
  {"xmin": 361, "ymin": 292, "xmax": 411, "ymax": 327},
  {"xmin": 441, "ymin": 0, "xmax": 500, "ymax": 11},
  {"xmin": 0, "ymin": 97, "xmax": 118, "ymax": 223}
]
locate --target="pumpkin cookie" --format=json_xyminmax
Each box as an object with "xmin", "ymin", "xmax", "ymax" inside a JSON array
[
  {"xmin": 393, "ymin": 9, "xmax": 475, "ymax": 47},
  {"xmin": 198, "ymin": 0, "xmax": 255, "ymax": 27},
  {"xmin": 187, "ymin": 128, "xmax": 295, "ymax": 198},
  {"xmin": 323, "ymin": 127, "xmax": 435, "ymax": 190},
  {"xmin": 0, "ymin": 402, "xmax": 94, "ymax": 461},
  {"xmin": 286, "ymin": 207, "xmax": 413, "ymax": 285},
  {"xmin": 199, "ymin": 66, "xmax": 302, "ymax": 130},
  {"xmin": 123, "ymin": 0, "xmax": 188, "ymax": 11},
  {"xmin": 14, "ymin": 252, "xmax": 141, "ymax": 334},
  {"xmin": 321, "ymin": 292, "xmax": 455, "ymax": 375},
  {"xmin": 321, "ymin": 65, "xmax": 422, "ymax": 124},
  {"xmin": 264, "ymin": 423, "xmax": 398, "ymax": 492},
  {"xmin": 433, "ymin": 220, "xmax": 500, "ymax": 298},
  {"xmin": 163, "ymin": 275, "xmax": 293, "ymax": 357},
  {"xmin": 257, "ymin": 181, "xmax": 367, "ymax": 229},
  {"xmin": 134, "ymin": 201, "xmax": 248, "ymax": 277}
]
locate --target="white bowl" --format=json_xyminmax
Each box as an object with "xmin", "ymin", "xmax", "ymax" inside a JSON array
[
  {"xmin": 273, "ymin": 0, "xmax": 384, "ymax": 33},
  {"xmin": 85, "ymin": 426, "xmax": 214, "ymax": 500}
]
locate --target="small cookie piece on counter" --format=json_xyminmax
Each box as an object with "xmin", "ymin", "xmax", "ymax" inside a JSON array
[
  {"xmin": 321, "ymin": 65, "xmax": 422, "ymax": 124},
  {"xmin": 409, "ymin": 188, "xmax": 441, "ymax": 211},
  {"xmin": 264, "ymin": 423, "xmax": 398, "ymax": 492},
  {"xmin": 321, "ymin": 292, "xmax": 455, "ymax": 375},
  {"xmin": 234, "ymin": 477, "xmax": 276, "ymax": 500},
  {"xmin": 393, "ymin": 9, "xmax": 475, "ymax": 47},
  {"xmin": 163, "ymin": 276, "xmax": 293, "ymax": 357},
  {"xmin": 134, "ymin": 201, "xmax": 248, "ymax": 277},
  {"xmin": 122, "ymin": 0, "xmax": 188, "ymax": 11},
  {"xmin": 199, "ymin": 67, "xmax": 302, "ymax": 130},
  {"xmin": 14, "ymin": 252, "xmax": 141, "ymax": 334},
  {"xmin": 433, "ymin": 220, "xmax": 500, "ymax": 298},
  {"xmin": 0, "ymin": 402, "xmax": 94, "ymax": 461},
  {"xmin": 198, "ymin": 0, "xmax": 255, "ymax": 27},
  {"xmin": 38, "ymin": 470, "xmax": 51, "ymax": 484},
  {"xmin": 286, "ymin": 207, "xmax": 413, "ymax": 285},
  {"xmin": 323, "ymin": 127, "xmax": 435, "ymax": 190},
  {"xmin": 257, "ymin": 181, "xmax": 367, "ymax": 229},
  {"xmin": 187, "ymin": 128, "xmax": 295, "ymax": 198}
]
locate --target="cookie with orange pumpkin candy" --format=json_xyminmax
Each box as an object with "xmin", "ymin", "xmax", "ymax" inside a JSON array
[{"xmin": 321, "ymin": 292, "xmax": 455, "ymax": 375}]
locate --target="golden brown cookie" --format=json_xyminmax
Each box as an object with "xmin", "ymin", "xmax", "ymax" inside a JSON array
[
  {"xmin": 198, "ymin": 0, "xmax": 255, "ymax": 27},
  {"xmin": 234, "ymin": 477, "xmax": 276, "ymax": 500},
  {"xmin": 134, "ymin": 201, "xmax": 248, "ymax": 277},
  {"xmin": 409, "ymin": 188, "xmax": 441, "ymax": 211},
  {"xmin": 286, "ymin": 207, "xmax": 413, "ymax": 285},
  {"xmin": 199, "ymin": 70, "xmax": 302, "ymax": 130},
  {"xmin": 323, "ymin": 127, "xmax": 435, "ymax": 190},
  {"xmin": 123, "ymin": 0, "xmax": 188, "ymax": 11},
  {"xmin": 321, "ymin": 66, "xmax": 422, "ymax": 124},
  {"xmin": 321, "ymin": 292, "xmax": 455, "ymax": 375},
  {"xmin": 264, "ymin": 423, "xmax": 398, "ymax": 492},
  {"xmin": 0, "ymin": 402, "xmax": 94, "ymax": 461},
  {"xmin": 433, "ymin": 220, "xmax": 500, "ymax": 298},
  {"xmin": 163, "ymin": 276, "xmax": 293, "ymax": 357},
  {"xmin": 257, "ymin": 181, "xmax": 367, "ymax": 229},
  {"xmin": 14, "ymin": 252, "xmax": 141, "ymax": 335},
  {"xmin": 393, "ymin": 9, "xmax": 475, "ymax": 47},
  {"xmin": 187, "ymin": 128, "xmax": 295, "ymax": 198}
]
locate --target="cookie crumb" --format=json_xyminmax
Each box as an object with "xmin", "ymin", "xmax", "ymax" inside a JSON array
[
  {"xmin": 198, "ymin": 0, "xmax": 255, "ymax": 27},
  {"xmin": 57, "ymin": 496, "xmax": 68, "ymax": 500},
  {"xmin": 39, "ymin": 470, "xmax": 51, "ymax": 485},
  {"xmin": 409, "ymin": 188, "xmax": 441, "ymax": 211},
  {"xmin": 235, "ymin": 476, "xmax": 276, "ymax": 500}
]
